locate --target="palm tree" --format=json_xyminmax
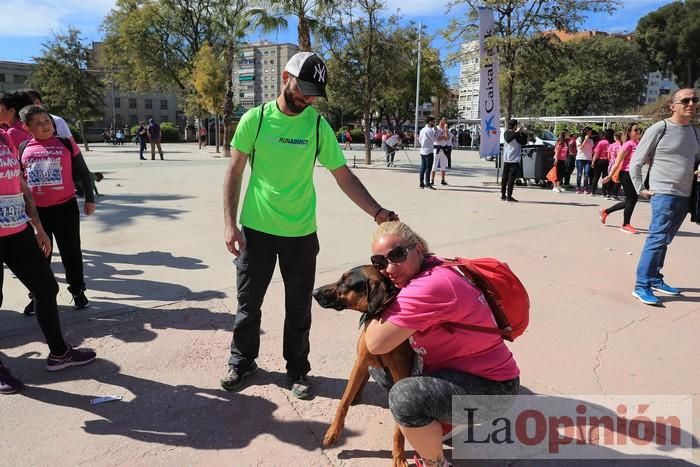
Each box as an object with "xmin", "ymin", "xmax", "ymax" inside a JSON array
[{"xmin": 250, "ymin": 0, "xmax": 335, "ymax": 51}]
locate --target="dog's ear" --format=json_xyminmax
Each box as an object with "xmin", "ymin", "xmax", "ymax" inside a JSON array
[{"xmin": 366, "ymin": 278, "xmax": 397, "ymax": 316}]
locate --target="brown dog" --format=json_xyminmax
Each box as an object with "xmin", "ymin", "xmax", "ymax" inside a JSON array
[{"xmin": 312, "ymin": 265, "xmax": 414, "ymax": 467}]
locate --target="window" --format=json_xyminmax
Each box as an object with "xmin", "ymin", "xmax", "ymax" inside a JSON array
[
  {"xmin": 129, "ymin": 98, "xmax": 137, "ymax": 109},
  {"xmin": 145, "ymin": 99, "xmax": 152, "ymax": 109},
  {"xmin": 0, "ymin": 74, "xmax": 5, "ymax": 82},
  {"xmin": 161, "ymin": 115, "xmax": 169, "ymax": 123},
  {"xmin": 160, "ymin": 99, "xmax": 168, "ymax": 110},
  {"xmin": 114, "ymin": 97, "xmax": 121, "ymax": 108},
  {"xmin": 13, "ymin": 74, "xmax": 25, "ymax": 84},
  {"xmin": 129, "ymin": 114, "xmax": 138, "ymax": 125}
]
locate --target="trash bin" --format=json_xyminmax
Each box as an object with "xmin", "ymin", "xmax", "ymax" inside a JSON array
[{"xmin": 521, "ymin": 145, "xmax": 554, "ymax": 184}]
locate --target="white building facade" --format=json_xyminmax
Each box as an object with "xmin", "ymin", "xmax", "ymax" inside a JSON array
[{"xmin": 458, "ymin": 40, "xmax": 480, "ymax": 120}]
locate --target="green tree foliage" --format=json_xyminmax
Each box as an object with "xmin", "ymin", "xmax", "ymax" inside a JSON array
[
  {"xmin": 250, "ymin": 0, "xmax": 335, "ymax": 51},
  {"xmin": 443, "ymin": 0, "xmax": 620, "ymax": 121},
  {"xmin": 27, "ymin": 28, "xmax": 105, "ymax": 151},
  {"xmin": 101, "ymin": 0, "xmax": 219, "ymax": 92},
  {"xmin": 192, "ymin": 43, "xmax": 226, "ymax": 114},
  {"xmin": 321, "ymin": 1, "xmax": 415, "ymax": 163},
  {"xmin": 635, "ymin": 0, "xmax": 700, "ymax": 88},
  {"xmin": 540, "ymin": 36, "xmax": 646, "ymax": 115},
  {"xmin": 377, "ymin": 24, "xmax": 449, "ymax": 131}
]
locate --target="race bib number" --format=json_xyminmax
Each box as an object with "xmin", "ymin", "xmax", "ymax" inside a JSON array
[
  {"xmin": 26, "ymin": 158, "xmax": 63, "ymax": 188},
  {"xmin": 0, "ymin": 193, "xmax": 29, "ymax": 228}
]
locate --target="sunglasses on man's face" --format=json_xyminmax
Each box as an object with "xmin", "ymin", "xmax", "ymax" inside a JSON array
[
  {"xmin": 674, "ymin": 96, "xmax": 699, "ymax": 106},
  {"xmin": 370, "ymin": 245, "xmax": 414, "ymax": 270}
]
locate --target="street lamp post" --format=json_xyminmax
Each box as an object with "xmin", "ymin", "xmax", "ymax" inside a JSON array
[{"xmin": 413, "ymin": 22, "xmax": 422, "ymax": 148}]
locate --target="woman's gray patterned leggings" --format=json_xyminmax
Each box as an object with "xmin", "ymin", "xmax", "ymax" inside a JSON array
[{"xmin": 368, "ymin": 366, "xmax": 519, "ymax": 428}]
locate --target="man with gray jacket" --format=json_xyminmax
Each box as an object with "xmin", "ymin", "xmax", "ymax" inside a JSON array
[{"xmin": 630, "ymin": 88, "xmax": 700, "ymax": 306}]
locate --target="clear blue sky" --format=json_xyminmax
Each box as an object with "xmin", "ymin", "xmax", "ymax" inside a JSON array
[{"xmin": 2, "ymin": 0, "xmax": 673, "ymax": 84}]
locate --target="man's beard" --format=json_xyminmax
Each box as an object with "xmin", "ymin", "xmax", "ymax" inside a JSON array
[{"xmin": 284, "ymin": 86, "xmax": 309, "ymax": 114}]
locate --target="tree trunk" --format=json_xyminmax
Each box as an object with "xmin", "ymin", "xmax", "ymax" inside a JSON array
[
  {"xmin": 298, "ymin": 17, "xmax": 311, "ymax": 52},
  {"xmin": 364, "ymin": 110, "xmax": 372, "ymax": 164},
  {"xmin": 78, "ymin": 119, "xmax": 90, "ymax": 152}
]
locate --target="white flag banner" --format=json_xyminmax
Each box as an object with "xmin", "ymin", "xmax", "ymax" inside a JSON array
[{"xmin": 479, "ymin": 7, "xmax": 501, "ymax": 159}]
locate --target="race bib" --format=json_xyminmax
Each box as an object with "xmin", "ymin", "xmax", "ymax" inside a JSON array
[
  {"xmin": 26, "ymin": 158, "xmax": 63, "ymax": 188},
  {"xmin": 0, "ymin": 193, "xmax": 29, "ymax": 228}
]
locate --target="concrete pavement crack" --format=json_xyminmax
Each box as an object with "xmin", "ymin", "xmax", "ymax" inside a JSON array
[{"xmin": 593, "ymin": 315, "xmax": 652, "ymax": 393}]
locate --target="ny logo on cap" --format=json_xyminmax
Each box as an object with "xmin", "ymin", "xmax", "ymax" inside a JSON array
[{"xmin": 313, "ymin": 64, "xmax": 326, "ymax": 83}]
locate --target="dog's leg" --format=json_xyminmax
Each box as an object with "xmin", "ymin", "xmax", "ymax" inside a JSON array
[
  {"xmin": 385, "ymin": 343, "xmax": 414, "ymax": 467},
  {"xmin": 323, "ymin": 342, "xmax": 371, "ymax": 447}
]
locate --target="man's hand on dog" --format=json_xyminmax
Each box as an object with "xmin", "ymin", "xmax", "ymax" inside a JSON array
[{"xmin": 225, "ymin": 224, "xmax": 246, "ymax": 256}]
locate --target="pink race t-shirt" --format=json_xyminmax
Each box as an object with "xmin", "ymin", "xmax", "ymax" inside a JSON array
[
  {"xmin": 594, "ymin": 140, "xmax": 610, "ymax": 160},
  {"xmin": 555, "ymin": 143, "xmax": 567, "ymax": 161},
  {"xmin": 6, "ymin": 120, "xmax": 31, "ymax": 149},
  {"xmin": 21, "ymin": 137, "xmax": 80, "ymax": 208},
  {"xmin": 383, "ymin": 257, "xmax": 520, "ymax": 381},
  {"xmin": 0, "ymin": 139, "xmax": 30, "ymax": 237},
  {"xmin": 619, "ymin": 139, "xmax": 637, "ymax": 172},
  {"xmin": 608, "ymin": 141, "xmax": 621, "ymax": 170}
]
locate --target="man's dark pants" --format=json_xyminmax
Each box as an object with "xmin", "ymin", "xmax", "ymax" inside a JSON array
[
  {"xmin": 228, "ymin": 226, "xmax": 319, "ymax": 379},
  {"xmin": 420, "ymin": 153, "xmax": 434, "ymax": 187},
  {"xmin": 501, "ymin": 162, "xmax": 519, "ymax": 198}
]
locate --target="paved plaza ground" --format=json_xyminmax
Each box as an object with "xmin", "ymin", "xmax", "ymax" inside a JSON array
[{"xmin": 0, "ymin": 141, "xmax": 698, "ymax": 466}]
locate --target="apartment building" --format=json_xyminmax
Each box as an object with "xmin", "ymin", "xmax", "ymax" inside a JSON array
[
  {"xmin": 0, "ymin": 61, "xmax": 33, "ymax": 94},
  {"xmin": 457, "ymin": 40, "xmax": 480, "ymax": 120},
  {"xmin": 233, "ymin": 42, "xmax": 299, "ymax": 109}
]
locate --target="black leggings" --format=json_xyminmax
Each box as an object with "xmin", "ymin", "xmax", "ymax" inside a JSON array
[
  {"xmin": 369, "ymin": 366, "xmax": 519, "ymax": 428},
  {"xmin": 1, "ymin": 225, "xmax": 67, "ymax": 355},
  {"xmin": 591, "ymin": 159, "xmax": 609, "ymax": 195},
  {"xmin": 604, "ymin": 171, "xmax": 638, "ymax": 225},
  {"xmin": 37, "ymin": 197, "xmax": 85, "ymax": 294}
]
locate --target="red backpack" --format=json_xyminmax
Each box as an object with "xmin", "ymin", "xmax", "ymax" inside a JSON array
[{"xmin": 439, "ymin": 257, "xmax": 529, "ymax": 341}]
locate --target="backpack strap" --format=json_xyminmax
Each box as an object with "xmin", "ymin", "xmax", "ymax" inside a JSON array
[
  {"xmin": 249, "ymin": 103, "xmax": 266, "ymax": 168},
  {"xmin": 57, "ymin": 137, "xmax": 75, "ymax": 156},
  {"xmin": 315, "ymin": 114, "xmax": 321, "ymax": 164}
]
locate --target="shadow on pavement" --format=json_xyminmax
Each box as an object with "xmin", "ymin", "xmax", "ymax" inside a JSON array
[
  {"xmin": 90, "ymin": 194, "xmax": 192, "ymax": 231},
  {"xmin": 19, "ymin": 359, "xmax": 351, "ymax": 452}
]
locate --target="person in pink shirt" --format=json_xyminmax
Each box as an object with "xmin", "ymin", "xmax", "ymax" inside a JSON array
[
  {"xmin": 19, "ymin": 105, "xmax": 96, "ymax": 312},
  {"xmin": 0, "ymin": 91, "xmax": 34, "ymax": 148},
  {"xmin": 600, "ymin": 123, "xmax": 643, "ymax": 234},
  {"xmin": 606, "ymin": 131, "xmax": 623, "ymax": 199},
  {"xmin": 364, "ymin": 221, "xmax": 519, "ymax": 467},
  {"xmin": 591, "ymin": 128, "xmax": 614, "ymax": 197},
  {"xmin": 552, "ymin": 130, "xmax": 568, "ymax": 193},
  {"xmin": 0, "ymin": 132, "xmax": 96, "ymax": 394}
]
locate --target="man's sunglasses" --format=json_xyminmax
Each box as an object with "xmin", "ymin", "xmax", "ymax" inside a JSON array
[
  {"xmin": 370, "ymin": 245, "xmax": 414, "ymax": 270},
  {"xmin": 674, "ymin": 96, "xmax": 699, "ymax": 106}
]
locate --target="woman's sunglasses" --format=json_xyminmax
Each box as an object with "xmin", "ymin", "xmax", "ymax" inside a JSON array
[{"xmin": 370, "ymin": 245, "xmax": 414, "ymax": 270}]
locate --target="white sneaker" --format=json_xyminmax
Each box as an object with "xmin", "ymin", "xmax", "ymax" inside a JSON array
[{"xmin": 552, "ymin": 187, "xmax": 559, "ymax": 192}]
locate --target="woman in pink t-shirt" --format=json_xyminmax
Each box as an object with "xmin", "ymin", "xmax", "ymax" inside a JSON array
[
  {"xmin": 552, "ymin": 131, "xmax": 568, "ymax": 193},
  {"xmin": 364, "ymin": 221, "xmax": 519, "ymax": 467},
  {"xmin": 606, "ymin": 131, "xmax": 623, "ymax": 199},
  {"xmin": 19, "ymin": 105, "xmax": 96, "ymax": 312},
  {"xmin": 0, "ymin": 133, "xmax": 96, "ymax": 394},
  {"xmin": 591, "ymin": 128, "xmax": 614, "ymax": 197},
  {"xmin": 0, "ymin": 91, "xmax": 33, "ymax": 149},
  {"xmin": 600, "ymin": 123, "xmax": 643, "ymax": 234}
]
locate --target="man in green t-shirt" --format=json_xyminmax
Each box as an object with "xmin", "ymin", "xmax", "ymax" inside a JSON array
[{"xmin": 221, "ymin": 52, "xmax": 398, "ymax": 399}]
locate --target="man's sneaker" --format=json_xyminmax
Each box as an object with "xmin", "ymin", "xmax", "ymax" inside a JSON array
[
  {"xmin": 427, "ymin": 184, "xmax": 436, "ymax": 190},
  {"xmin": 576, "ymin": 189, "xmax": 583, "ymax": 194},
  {"xmin": 632, "ymin": 287, "xmax": 661, "ymax": 306},
  {"xmin": 24, "ymin": 299, "xmax": 35, "ymax": 316},
  {"xmin": 651, "ymin": 281, "xmax": 681, "ymax": 296},
  {"xmin": 441, "ymin": 181, "xmax": 448, "ymax": 185},
  {"xmin": 500, "ymin": 195, "xmax": 507, "ymax": 201},
  {"xmin": 506, "ymin": 197, "xmax": 519, "ymax": 202},
  {"xmin": 72, "ymin": 291, "xmax": 89, "ymax": 309},
  {"xmin": 0, "ymin": 364, "xmax": 23, "ymax": 394},
  {"xmin": 287, "ymin": 374, "xmax": 312, "ymax": 399},
  {"xmin": 419, "ymin": 184, "xmax": 425, "ymax": 189},
  {"xmin": 619, "ymin": 224, "xmax": 639, "ymax": 234},
  {"xmin": 46, "ymin": 346, "xmax": 97, "ymax": 371},
  {"xmin": 599, "ymin": 208, "xmax": 608, "ymax": 225},
  {"xmin": 221, "ymin": 362, "xmax": 258, "ymax": 391}
]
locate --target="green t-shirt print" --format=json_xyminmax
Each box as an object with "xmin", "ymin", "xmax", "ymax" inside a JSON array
[{"xmin": 231, "ymin": 102, "xmax": 347, "ymax": 237}]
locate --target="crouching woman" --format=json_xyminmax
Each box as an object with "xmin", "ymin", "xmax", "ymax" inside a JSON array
[{"xmin": 364, "ymin": 221, "xmax": 520, "ymax": 467}]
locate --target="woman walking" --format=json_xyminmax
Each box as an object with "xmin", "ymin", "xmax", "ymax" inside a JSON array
[
  {"xmin": 591, "ymin": 129, "xmax": 614, "ymax": 196},
  {"xmin": 552, "ymin": 131, "xmax": 568, "ymax": 193},
  {"xmin": 599, "ymin": 123, "xmax": 643, "ymax": 234}
]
